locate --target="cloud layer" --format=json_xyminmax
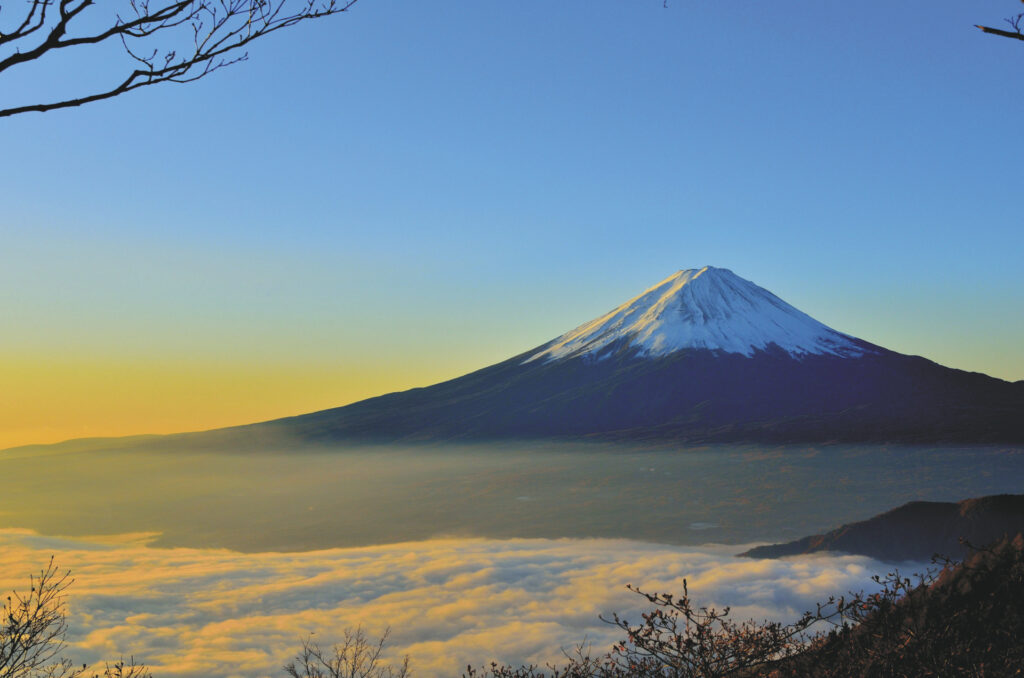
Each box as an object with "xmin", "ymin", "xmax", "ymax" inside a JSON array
[{"xmin": 0, "ymin": 530, "xmax": 899, "ymax": 677}]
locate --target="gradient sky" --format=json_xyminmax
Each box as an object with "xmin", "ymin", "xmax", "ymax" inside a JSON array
[{"xmin": 2, "ymin": 1, "xmax": 1022, "ymax": 448}]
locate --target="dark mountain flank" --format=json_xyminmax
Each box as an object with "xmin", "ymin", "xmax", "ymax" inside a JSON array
[
  {"xmin": 26, "ymin": 266, "xmax": 1016, "ymax": 454},
  {"xmin": 740, "ymin": 494, "xmax": 1024, "ymax": 562},
  {"xmin": 236, "ymin": 267, "xmax": 1023, "ymax": 446},
  {"xmin": 249, "ymin": 345, "xmax": 1023, "ymax": 445},
  {"xmin": 767, "ymin": 535, "xmax": 1024, "ymax": 677}
]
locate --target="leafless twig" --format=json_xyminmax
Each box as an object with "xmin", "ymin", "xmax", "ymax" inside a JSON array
[
  {"xmin": 976, "ymin": 4, "xmax": 1024, "ymax": 42},
  {"xmin": 283, "ymin": 626, "xmax": 411, "ymax": 678},
  {"xmin": 0, "ymin": 0, "xmax": 359, "ymax": 117}
]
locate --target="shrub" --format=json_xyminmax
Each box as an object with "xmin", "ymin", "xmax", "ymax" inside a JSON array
[
  {"xmin": 471, "ymin": 536, "xmax": 1024, "ymax": 678},
  {"xmin": 0, "ymin": 557, "xmax": 151, "ymax": 678},
  {"xmin": 283, "ymin": 627, "xmax": 410, "ymax": 678}
]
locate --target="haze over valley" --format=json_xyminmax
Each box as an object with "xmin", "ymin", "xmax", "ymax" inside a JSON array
[{"xmin": 4, "ymin": 441, "xmax": 1024, "ymax": 553}]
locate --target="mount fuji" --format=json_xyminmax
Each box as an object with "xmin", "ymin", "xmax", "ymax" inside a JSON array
[
  {"xmin": 524, "ymin": 267, "xmax": 869, "ymax": 363},
  {"xmin": 233, "ymin": 267, "xmax": 1024, "ymax": 445}
]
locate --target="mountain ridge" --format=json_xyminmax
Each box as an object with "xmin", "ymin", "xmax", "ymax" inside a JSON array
[
  {"xmin": 235, "ymin": 267, "xmax": 1020, "ymax": 446},
  {"xmin": 256, "ymin": 344, "xmax": 1021, "ymax": 445},
  {"xmin": 8, "ymin": 267, "xmax": 1023, "ymax": 451},
  {"xmin": 740, "ymin": 494, "xmax": 1024, "ymax": 562}
]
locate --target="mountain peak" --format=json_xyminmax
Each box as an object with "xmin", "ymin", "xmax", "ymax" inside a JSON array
[{"xmin": 525, "ymin": 267, "xmax": 870, "ymax": 363}]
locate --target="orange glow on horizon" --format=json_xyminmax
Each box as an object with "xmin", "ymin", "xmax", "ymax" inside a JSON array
[{"xmin": 0, "ymin": 356, "xmax": 460, "ymax": 450}]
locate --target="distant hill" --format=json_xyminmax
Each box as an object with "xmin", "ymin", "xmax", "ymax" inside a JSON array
[{"xmin": 740, "ymin": 494, "xmax": 1024, "ymax": 562}]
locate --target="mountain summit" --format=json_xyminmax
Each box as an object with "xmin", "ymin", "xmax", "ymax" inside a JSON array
[
  {"xmin": 202, "ymin": 267, "xmax": 1024, "ymax": 446},
  {"xmin": 527, "ymin": 267, "xmax": 867, "ymax": 363}
]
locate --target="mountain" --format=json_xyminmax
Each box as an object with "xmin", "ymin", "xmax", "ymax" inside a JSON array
[
  {"xmin": 236, "ymin": 266, "xmax": 1022, "ymax": 446},
  {"xmin": 525, "ymin": 267, "xmax": 868, "ymax": 362},
  {"xmin": 740, "ymin": 494, "xmax": 1024, "ymax": 562}
]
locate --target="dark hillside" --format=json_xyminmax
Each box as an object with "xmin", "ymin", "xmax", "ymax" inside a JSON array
[
  {"xmin": 246, "ymin": 345, "xmax": 1024, "ymax": 446},
  {"xmin": 475, "ymin": 535, "xmax": 1024, "ymax": 678},
  {"xmin": 768, "ymin": 535, "xmax": 1024, "ymax": 677},
  {"xmin": 741, "ymin": 494, "xmax": 1024, "ymax": 562}
]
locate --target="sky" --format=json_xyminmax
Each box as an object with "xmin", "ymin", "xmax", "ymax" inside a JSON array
[{"xmin": 2, "ymin": 0, "xmax": 1023, "ymax": 448}]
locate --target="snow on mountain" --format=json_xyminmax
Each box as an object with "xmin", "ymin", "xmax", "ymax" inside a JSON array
[{"xmin": 526, "ymin": 266, "xmax": 870, "ymax": 363}]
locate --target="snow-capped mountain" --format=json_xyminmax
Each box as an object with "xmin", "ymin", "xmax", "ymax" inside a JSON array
[
  {"xmin": 163, "ymin": 267, "xmax": 1024, "ymax": 447},
  {"xmin": 526, "ymin": 267, "xmax": 867, "ymax": 363}
]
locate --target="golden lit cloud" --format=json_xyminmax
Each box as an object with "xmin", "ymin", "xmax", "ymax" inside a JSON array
[{"xmin": 0, "ymin": 530, "xmax": 901, "ymax": 677}]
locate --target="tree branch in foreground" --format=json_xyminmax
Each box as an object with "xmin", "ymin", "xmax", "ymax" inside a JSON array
[
  {"xmin": 976, "ymin": 6, "xmax": 1024, "ymax": 42},
  {"xmin": 0, "ymin": 0, "xmax": 359, "ymax": 117}
]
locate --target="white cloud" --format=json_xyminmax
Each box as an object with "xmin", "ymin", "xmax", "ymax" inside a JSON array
[{"xmin": 0, "ymin": 530, "xmax": 901, "ymax": 678}]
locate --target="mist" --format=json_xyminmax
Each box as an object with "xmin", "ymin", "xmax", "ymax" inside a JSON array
[{"xmin": 2, "ymin": 441, "xmax": 1022, "ymax": 551}]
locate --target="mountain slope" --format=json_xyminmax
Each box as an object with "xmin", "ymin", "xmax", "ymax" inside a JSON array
[
  {"xmin": 740, "ymin": 494, "xmax": 1024, "ymax": 562},
  {"xmin": 527, "ymin": 267, "xmax": 867, "ymax": 362},
  {"xmin": 235, "ymin": 267, "xmax": 1023, "ymax": 446}
]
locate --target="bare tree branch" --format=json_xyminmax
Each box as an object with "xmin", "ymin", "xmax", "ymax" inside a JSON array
[
  {"xmin": 1, "ymin": 558, "xmax": 153, "ymax": 678},
  {"xmin": 976, "ymin": 5, "xmax": 1024, "ymax": 42},
  {"xmin": 976, "ymin": 23, "xmax": 1024, "ymax": 41},
  {"xmin": 0, "ymin": 556, "xmax": 85, "ymax": 678},
  {"xmin": 283, "ymin": 627, "xmax": 411, "ymax": 678},
  {"xmin": 0, "ymin": 0, "xmax": 359, "ymax": 117}
]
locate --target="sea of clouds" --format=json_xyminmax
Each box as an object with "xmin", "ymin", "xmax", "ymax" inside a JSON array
[{"xmin": 0, "ymin": 529, "xmax": 905, "ymax": 677}]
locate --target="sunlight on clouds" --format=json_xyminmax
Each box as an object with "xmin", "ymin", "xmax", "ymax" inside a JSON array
[{"xmin": 0, "ymin": 530, "xmax": 900, "ymax": 678}]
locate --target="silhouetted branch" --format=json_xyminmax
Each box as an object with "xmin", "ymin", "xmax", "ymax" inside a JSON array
[
  {"xmin": 0, "ymin": 0, "xmax": 359, "ymax": 117},
  {"xmin": 1, "ymin": 558, "xmax": 153, "ymax": 678},
  {"xmin": 0, "ymin": 556, "xmax": 85, "ymax": 678},
  {"xmin": 976, "ymin": 23, "xmax": 1024, "ymax": 40},
  {"xmin": 284, "ymin": 626, "xmax": 410, "ymax": 678},
  {"xmin": 976, "ymin": 6, "xmax": 1024, "ymax": 42}
]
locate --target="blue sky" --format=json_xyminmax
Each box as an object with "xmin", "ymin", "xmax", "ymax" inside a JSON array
[{"xmin": 2, "ymin": 0, "xmax": 1022, "ymax": 445}]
